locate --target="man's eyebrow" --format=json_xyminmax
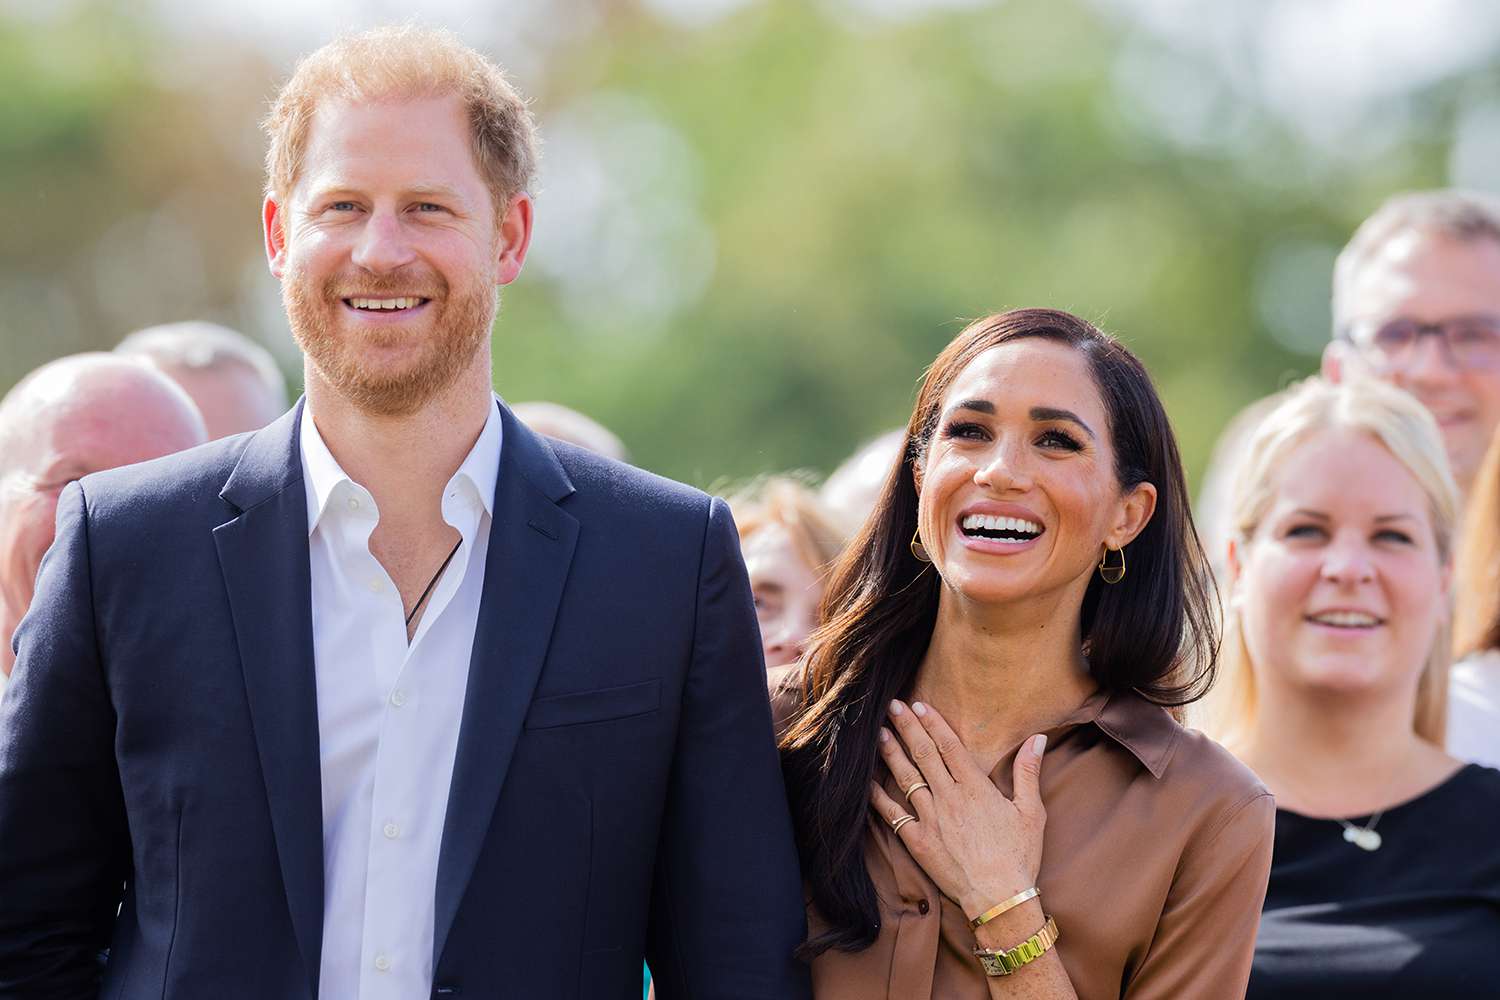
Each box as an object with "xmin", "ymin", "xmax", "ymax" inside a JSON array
[
  {"xmin": 404, "ymin": 184, "xmax": 465, "ymax": 201},
  {"xmin": 1030, "ymin": 407, "xmax": 1096, "ymax": 439}
]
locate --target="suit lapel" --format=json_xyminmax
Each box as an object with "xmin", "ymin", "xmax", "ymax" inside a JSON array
[
  {"xmin": 433, "ymin": 405, "xmax": 578, "ymax": 963},
  {"xmin": 212, "ymin": 402, "xmax": 324, "ymax": 997}
]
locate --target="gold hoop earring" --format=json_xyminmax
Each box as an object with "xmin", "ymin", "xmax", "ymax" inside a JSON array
[
  {"xmin": 1098, "ymin": 546, "xmax": 1125, "ymax": 584},
  {"xmin": 910, "ymin": 530, "xmax": 931, "ymax": 563}
]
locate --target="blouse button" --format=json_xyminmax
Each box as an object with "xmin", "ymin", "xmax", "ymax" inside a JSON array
[{"xmin": 917, "ymin": 899, "xmax": 930, "ymax": 915}]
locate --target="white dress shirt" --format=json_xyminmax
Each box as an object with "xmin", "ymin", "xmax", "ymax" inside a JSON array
[
  {"xmin": 301, "ymin": 399, "xmax": 502, "ymax": 1000},
  {"xmin": 1449, "ymin": 649, "xmax": 1500, "ymax": 769}
]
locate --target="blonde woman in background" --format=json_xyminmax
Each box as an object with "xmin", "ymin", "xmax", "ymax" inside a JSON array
[
  {"xmin": 1451, "ymin": 427, "xmax": 1500, "ymax": 767},
  {"xmin": 731, "ymin": 476, "xmax": 845, "ymax": 670},
  {"xmin": 1201, "ymin": 376, "xmax": 1500, "ymax": 997}
]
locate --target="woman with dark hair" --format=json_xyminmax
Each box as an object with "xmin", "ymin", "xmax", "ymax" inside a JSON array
[{"xmin": 775, "ymin": 309, "xmax": 1274, "ymax": 998}]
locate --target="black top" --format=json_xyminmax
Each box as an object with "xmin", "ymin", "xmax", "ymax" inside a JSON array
[{"xmin": 1249, "ymin": 763, "xmax": 1500, "ymax": 998}]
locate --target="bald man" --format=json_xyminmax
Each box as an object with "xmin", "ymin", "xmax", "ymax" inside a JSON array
[
  {"xmin": 0, "ymin": 354, "xmax": 207, "ymax": 684},
  {"xmin": 117, "ymin": 321, "xmax": 289, "ymax": 440}
]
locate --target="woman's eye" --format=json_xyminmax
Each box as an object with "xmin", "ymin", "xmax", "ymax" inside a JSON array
[
  {"xmin": 1375, "ymin": 529, "xmax": 1413, "ymax": 545},
  {"xmin": 1036, "ymin": 429, "xmax": 1082, "ymax": 451},
  {"xmin": 943, "ymin": 421, "xmax": 989, "ymax": 441},
  {"xmin": 1285, "ymin": 524, "xmax": 1326, "ymax": 540}
]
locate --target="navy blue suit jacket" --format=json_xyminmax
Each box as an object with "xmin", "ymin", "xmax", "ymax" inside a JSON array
[{"xmin": 0, "ymin": 401, "xmax": 810, "ymax": 999}]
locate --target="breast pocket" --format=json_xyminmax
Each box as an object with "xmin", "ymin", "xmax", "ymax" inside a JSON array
[{"xmin": 523, "ymin": 679, "xmax": 661, "ymax": 730}]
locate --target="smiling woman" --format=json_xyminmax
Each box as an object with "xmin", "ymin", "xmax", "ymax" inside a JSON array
[
  {"xmin": 774, "ymin": 308, "xmax": 1274, "ymax": 999},
  {"xmin": 1198, "ymin": 377, "xmax": 1500, "ymax": 998}
]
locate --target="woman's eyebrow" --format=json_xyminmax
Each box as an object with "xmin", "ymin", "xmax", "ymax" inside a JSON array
[{"xmin": 1030, "ymin": 407, "xmax": 1096, "ymax": 439}]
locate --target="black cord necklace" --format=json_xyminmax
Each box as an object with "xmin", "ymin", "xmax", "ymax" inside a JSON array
[{"xmin": 405, "ymin": 538, "xmax": 464, "ymax": 628}]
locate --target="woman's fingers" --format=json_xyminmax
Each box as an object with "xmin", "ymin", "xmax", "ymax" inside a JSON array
[
  {"xmin": 888, "ymin": 700, "xmax": 955, "ymax": 788},
  {"xmin": 878, "ymin": 727, "xmax": 936, "ymax": 816},
  {"xmin": 909, "ymin": 701, "xmax": 985, "ymax": 784},
  {"xmin": 1010, "ymin": 733, "xmax": 1048, "ymax": 823},
  {"xmin": 869, "ymin": 782, "xmax": 923, "ymax": 845}
]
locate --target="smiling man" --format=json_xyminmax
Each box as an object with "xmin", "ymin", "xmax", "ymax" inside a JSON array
[
  {"xmin": 0, "ymin": 26, "xmax": 808, "ymax": 1000},
  {"xmin": 1324, "ymin": 190, "xmax": 1500, "ymax": 501}
]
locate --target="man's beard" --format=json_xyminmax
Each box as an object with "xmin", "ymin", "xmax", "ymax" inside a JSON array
[{"xmin": 283, "ymin": 260, "xmax": 495, "ymax": 417}]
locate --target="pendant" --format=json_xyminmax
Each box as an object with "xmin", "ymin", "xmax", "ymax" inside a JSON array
[{"xmin": 1342, "ymin": 827, "xmax": 1382, "ymax": 851}]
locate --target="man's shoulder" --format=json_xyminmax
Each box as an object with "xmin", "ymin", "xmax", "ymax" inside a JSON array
[
  {"xmin": 545, "ymin": 437, "xmax": 711, "ymax": 523},
  {"xmin": 77, "ymin": 432, "xmax": 254, "ymax": 521}
]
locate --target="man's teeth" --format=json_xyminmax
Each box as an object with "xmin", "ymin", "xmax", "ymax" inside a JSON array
[
  {"xmin": 961, "ymin": 514, "xmax": 1043, "ymax": 540},
  {"xmin": 1309, "ymin": 611, "xmax": 1381, "ymax": 628},
  {"xmin": 349, "ymin": 297, "xmax": 422, "ymax": 310}
]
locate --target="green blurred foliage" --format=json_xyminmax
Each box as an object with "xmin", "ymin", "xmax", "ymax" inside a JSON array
[{"xmin": 0, "ymin": 0, "xmax": 1493, "ymax": 492}]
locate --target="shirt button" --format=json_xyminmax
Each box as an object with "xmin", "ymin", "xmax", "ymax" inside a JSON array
[
  {"xmin": 374, "ymin": 953, "xmax": 391, "ymax": 972},
  {"xmin": 389, "ymin": 689, "xmax": 408, "ymax": 708},
  {"xmin": 346, "ymin": 496, "xmax": 360, "ymax": 510},
  {"xmin": 917, "ymin": 899, "xmax": 930, "ymax": 915},
  {"xmin": 367, "ymin": 578, "xmax": 383, "ymax": 593},
  {"xmin": 383, "ymin": 822, "xmax": 400, "ymax": 839}
]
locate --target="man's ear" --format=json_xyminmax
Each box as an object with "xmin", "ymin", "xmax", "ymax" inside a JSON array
[
  {"xmin": 1322, "ymin": 339, "xmax": 1349, "ymax": 382},
  {"xmin": 264, "ymin": 194, "xmax": 288, "ymax": 279},
  {"xmin": 494, "ymin": 192, "xmax": 534, "ymax": 286}
]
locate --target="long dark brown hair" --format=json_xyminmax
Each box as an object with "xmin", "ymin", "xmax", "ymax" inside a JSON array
[{"xmin": 780, "ymin": 308, "xmax": 1219, "ymax": 957}]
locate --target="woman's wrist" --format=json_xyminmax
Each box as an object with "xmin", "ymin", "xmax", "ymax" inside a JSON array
[
  {"xmin": 958, "ymin": 874, "xmax": 1035, "ymax": 923},
  {"xmin": 970, "ymin": 896, "xmax": 1048, "ymax": 951}
]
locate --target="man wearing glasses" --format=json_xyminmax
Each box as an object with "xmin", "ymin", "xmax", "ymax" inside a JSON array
[{"xmin": 1324, "ymin": 189, "xmax": 1500, "ymax": 500}]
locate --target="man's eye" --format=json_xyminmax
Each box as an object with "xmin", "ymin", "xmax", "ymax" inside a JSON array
[
  {"xmin": 415, "ymin": 203, "xmax": 445, "ymax": 213},
  {"xmin": 329, "ymin": 201, "xmax": 358, "ymax": 212}
]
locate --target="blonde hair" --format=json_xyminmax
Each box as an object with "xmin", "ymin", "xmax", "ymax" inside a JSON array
[
  {"xmin": 1199, "ymin": 377, "xmax": 1459, "ymax": 748},
  {"xmin": 729, "ymin": 476, "xmax": 846, "ymax": 579},
  {"xmin": 263, "ymin": 24, "xmax": 538, "ymax": 214},
  {"xmin": 1455, "ymin": 426, "xmax": 1500, "ymax": 657}
]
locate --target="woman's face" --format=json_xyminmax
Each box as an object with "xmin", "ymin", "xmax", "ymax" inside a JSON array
[
  {"xmin": 915, "ymin": 339, "xmax": 1155, "ymax": 608},
  {"xmin": 744, "ymin": 523, "xmax": 825, "ymax": 669},
  {"xmin": 1232, "ymin": 428, "xmax": 1448, "ymax": 705}
]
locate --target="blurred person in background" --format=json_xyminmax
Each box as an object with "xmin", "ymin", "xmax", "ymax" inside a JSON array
[
  {"xmin": 117, "ymin": 320, "xmax": 289, "ymax": 439},
  {"xmin": 776, "ymin": 309, "xmax": 1272, "ymax": 999},
  {"xmin": 822, "ymin": 427, "xmax": 904, "ymax": 527},
  {"xmin": 1199, "ymin": 377, "xmax": 1500, "ymax": 997},
  {"xmin": 1451, "ymin": 426, "xmax": 1500, "ymax": 767},
  {"xmin": 0, "ymin": 25, "xmax": 807, "ymax": 1000},
  {"xmin": 1194, "ymin": 389, "xmax": 1290, "ymax": 591},
  {"xmin": 730, "ymin": 476, "xmax": 843, "ymax": 670},
  {"xmin": 0, "ymin": 354, "xmax": 207, "ymax": 691},
  {"xmin": 1324, "ymin": 189, "xmax": 1500, "ymax": 502},
  {"xmin": 510, "ymin": 400, "xmax": 628, "ymax": 461}
]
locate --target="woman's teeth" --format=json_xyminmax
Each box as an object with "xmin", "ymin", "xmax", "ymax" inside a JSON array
[
  {"xmin": 961, "ymin": 513, "xmax": 1043, "ymax": 542},
  {"xmin": 1307, "ymin": 611, "xmax": 1381, "ymax": 628}
]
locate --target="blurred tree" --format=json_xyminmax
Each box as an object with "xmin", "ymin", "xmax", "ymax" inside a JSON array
[{"xmin": 1, "ymin": 0, "xmax": 1494, "ymax": 495}]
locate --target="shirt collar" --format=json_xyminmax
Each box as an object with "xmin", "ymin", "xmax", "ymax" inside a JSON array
[
  {"xmin": 1054, "ymin": 688, "xmax": 1181, "ymax": 780},
  {"xmin": 299, "ymin": 395, "xmax": 503, "ymax": 537}
]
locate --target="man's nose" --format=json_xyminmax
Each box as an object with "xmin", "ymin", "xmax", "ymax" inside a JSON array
[
  {"xmin": 1395, "ymin": 331, "xmax": 1461, "ymax": 390},
  {"xmin": 351, "ymin": 210, "xmax": 418, "ymax": 274}
]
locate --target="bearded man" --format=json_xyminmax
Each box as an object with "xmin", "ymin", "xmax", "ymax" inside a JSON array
[{"xmin": 0, "ymin": 26, "xmax": 809, "ymax": 1000}]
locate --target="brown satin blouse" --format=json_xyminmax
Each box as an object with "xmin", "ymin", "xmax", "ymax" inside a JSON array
[{"xmin": 772, "ymin": 677, "xmax": 1275, "ymax": 1000}]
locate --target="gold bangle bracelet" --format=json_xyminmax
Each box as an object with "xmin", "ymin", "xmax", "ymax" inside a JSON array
[
  {"xmin": 968, "ymin": 886, "xmax": 1040, "ymax": 929},
  {"xmin": 973, "ymin": 914, "xmax": 1060, "ymax": 977}
]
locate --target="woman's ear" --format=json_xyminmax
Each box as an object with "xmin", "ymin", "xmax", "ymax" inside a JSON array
[{"xmin": 1106, "ymin": 481, "xmax": 1158, "ymax": 549}]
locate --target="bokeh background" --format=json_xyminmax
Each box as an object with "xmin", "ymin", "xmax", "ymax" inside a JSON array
[{"xmin": 5, "ymin": 0, "xmax": 1500, "ymax": 489}]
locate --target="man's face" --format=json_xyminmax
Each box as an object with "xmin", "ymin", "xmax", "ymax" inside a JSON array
[
  {"xmin": 1331, "ymin": 230, "xmax": 1500, "ymax": 493},
  {"xmin": 264, "ymin": 95, "xmax": 532, "ymax": 416},
  {"xmin": 0, "ymin": 374, "xmax": 205, "ymax": 673}
]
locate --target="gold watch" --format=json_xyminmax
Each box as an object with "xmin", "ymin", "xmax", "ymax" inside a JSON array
[{"xmin": 973, "ymin": 915, "xmax": 1060, "ymax": 977}]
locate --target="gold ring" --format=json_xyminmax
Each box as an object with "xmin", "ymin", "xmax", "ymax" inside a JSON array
[
  {"xmin": 891, "ymin": 814, "xmax": 917, "ymax": 834},
  {"xmin": 903, "ymin": 781, "xmax": 930, "ymax": 800}
]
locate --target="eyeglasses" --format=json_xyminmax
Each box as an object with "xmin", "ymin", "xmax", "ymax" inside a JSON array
[{"xmin": 1344, "ymin": 314, "xmax": 1500, "ymax": 371}]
